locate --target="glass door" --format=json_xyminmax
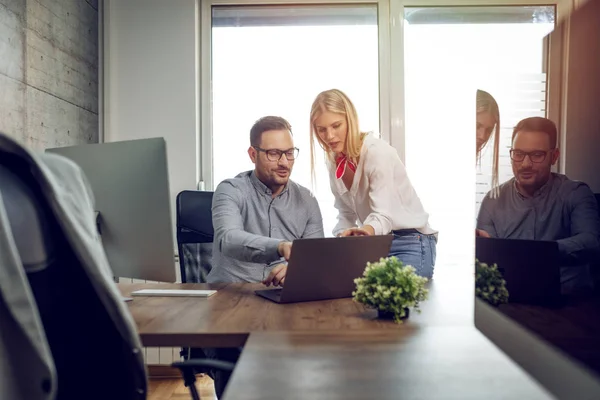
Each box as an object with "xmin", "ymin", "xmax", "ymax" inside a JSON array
[{"xmin": 403, "ymin": 6, "xmax": 556, "ymax": 268}]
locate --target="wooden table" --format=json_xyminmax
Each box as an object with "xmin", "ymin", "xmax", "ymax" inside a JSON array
[
  {"xmin": 476, "ymin": 298, "xmax": 600, "ymax": 400},
  {"xmin": 222, "ymin": 328, "xmax": 554, "ymax": 400},
  {"xmin": 120, "ymin": 272, "xmax": 597, "ymax": 399},
  {"xmin": 498, "ymin": 294, "xmax": 600, "ymax": 377},
  {"xmin": 119, "ymin": 276, "xmax": 474, "ymax": 348}
]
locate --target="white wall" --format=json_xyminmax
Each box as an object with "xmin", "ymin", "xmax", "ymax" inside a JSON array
[
  {"xmin": 103, "ymin": 0, "xmax": 199, "ymax": 218},
  {"xmin": 103, "ymin": 1, "xmax": 198, "ymax": 365}
]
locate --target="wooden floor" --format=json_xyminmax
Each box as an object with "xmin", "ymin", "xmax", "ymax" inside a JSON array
[{"xmin": 148, "ymin": 375, "xmax": 216, "ymax": 400}]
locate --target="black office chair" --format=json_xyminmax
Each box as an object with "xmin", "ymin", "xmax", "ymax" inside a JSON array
[
  {"xmin": 175, "ymin": 190, "xmax": 226, "ymax": 395},
  {"xmin": 1, "ymin": 153, "xmax": 148, "ymax": 400},
  {"xmin": 0, "ymin": 151, "xmax": 232, "ymax": 400},
  {"xmin": 593, "ymin": 194, "xmax": 600, "ymax": 293},
  {"xmin": 176, "ymin": 190, "xmax": 215, "ymax": 284}
]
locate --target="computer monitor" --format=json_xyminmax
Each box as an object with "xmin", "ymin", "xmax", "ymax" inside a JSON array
[{"xmin": 46, "ymin": 138, "xmax": 176, "ymax": 283}]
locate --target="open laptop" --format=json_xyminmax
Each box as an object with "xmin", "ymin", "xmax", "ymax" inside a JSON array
[
  {"xmin": 476, "ymin": 237, "xmax": 561, "ymax": 306},
  {"xmin": 255, "ymin": 235, "xmax": 394, "ymax": 304}
]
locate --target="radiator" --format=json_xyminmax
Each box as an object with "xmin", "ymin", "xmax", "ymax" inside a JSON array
[{"xmin": 119, "ymin": 260, "xmax": 182, "ymax": 365}]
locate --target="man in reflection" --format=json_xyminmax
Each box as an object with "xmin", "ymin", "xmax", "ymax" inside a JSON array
[
  {"xmin": 204, "ymin": 115, "xmax": 324, "ymax": 398},
  {"xmin": 477, "ymin": 117, "xmax": 599, "ymax": 294}
]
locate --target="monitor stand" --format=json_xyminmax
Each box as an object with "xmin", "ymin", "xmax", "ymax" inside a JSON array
[{"xmin": 113, "ymin": 275, "xmax": 133, "ymax": 302}]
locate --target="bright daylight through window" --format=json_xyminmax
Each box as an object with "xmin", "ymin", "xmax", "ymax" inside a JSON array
[{"xmin": 211, "ymin": 5, "xmax": 379, "ymax": 237}]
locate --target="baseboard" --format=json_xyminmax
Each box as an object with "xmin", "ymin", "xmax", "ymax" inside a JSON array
[
  {"xmin": 148, "ymin": 364, "xmax": 184, "ymax": 379},
  {"xmin": 148, "ymin": 364, "xmax": 210, "ymax": 379}
]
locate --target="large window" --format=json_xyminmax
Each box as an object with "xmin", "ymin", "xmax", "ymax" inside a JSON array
[
  {"xmin": 211, "ymin": 5, "xmax": 380, "ymax": 236},
  {"xmin": 205, "ymin": 2, "xmax": 560, "ymax": 265}
]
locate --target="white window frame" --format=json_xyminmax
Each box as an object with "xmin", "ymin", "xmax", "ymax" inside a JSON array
[{"xmin": 198, "ymin": 0, "xmax": 572, "ymax": 190}]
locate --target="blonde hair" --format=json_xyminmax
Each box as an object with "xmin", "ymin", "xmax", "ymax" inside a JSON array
[
  {"xmin": 309, "ymin": 89, "xmax": 367, "ymax": 186},
  {"xmin": 477, "ymin": 89, "xmax": 500, "ymax": 196}
]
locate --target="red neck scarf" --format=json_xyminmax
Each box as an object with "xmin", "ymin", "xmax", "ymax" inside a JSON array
[{"xmin": 335, "ymin": 154, "xmax": 356, "ymax": 180}]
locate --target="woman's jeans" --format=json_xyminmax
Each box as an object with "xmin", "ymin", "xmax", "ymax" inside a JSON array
[{"xmin": 388, "ymin": 229, "xmax": 437, "ymax": 279}]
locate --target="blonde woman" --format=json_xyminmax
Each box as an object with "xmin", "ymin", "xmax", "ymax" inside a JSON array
[
  {"xmin": 309, "ymin": 89, "xmax": 437, "ymax": 278},
  {"xmin": 476, "ymin": 89, "xmax": 500, "ymax": 238},
  {"xmin": 476, "ymin": 89, "xmax": 500, "ymax": 190}
]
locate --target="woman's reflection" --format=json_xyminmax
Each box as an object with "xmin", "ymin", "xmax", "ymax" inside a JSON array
[{"xmin": 476, "ymin": 89, "xmax": 500, "ymax": 190}]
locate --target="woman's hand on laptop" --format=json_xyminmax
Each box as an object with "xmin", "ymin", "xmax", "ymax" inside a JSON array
[
  {"xmin": 339, "ymin": 225, "xmax": 375, "ymax": 237},
  {"xmin": 262, "ymin": 263, "xmax": 287, "ymax": 287},
  {"xmin": 476, "ymin": 229, "xmax": 491, "ymax": 238}
]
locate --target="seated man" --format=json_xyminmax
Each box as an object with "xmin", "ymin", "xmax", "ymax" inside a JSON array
[
  {"xmin": 204, "ymin": 115, "xmax": 324, "ymax": 398},
  {"xmin": 477, "ymin": 116, "xmax": 599, "ymax": 294}
]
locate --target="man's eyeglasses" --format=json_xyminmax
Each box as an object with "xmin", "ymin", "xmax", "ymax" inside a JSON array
[
  {"xmin": 509, "ymin": 149, "xmax": 553, "ymax": 163},
  {"xmin": 253, "ymin": 146, "xmax": 299, "ymax": 162}
]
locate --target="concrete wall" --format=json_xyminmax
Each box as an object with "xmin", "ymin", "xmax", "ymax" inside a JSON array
[{"xmin": 0, "ymin": 0, "xmax": 99, "ymax": 150}]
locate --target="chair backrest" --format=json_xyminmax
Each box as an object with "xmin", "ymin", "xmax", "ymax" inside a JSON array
[
  {"xmin": 593, "ymin": 194, "xmax": 600, "ymax": 291},
  {"xmin": 176, "ymin": 190, "xmax": 215, "ymax": 283},
  {"xmin": 1, "ymin": 154, "xmax": 146, "ymax": 400}
]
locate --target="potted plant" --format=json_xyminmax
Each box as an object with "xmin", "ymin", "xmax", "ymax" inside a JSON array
[
  {"xmin": 352, "ymin": 257, "xmax": 429, "ymax": 323},
  {"xmin": 475, "ymin": 258, "xmax": 509, "ymax": 306}
]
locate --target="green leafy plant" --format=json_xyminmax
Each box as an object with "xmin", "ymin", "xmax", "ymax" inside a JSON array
[
  {"xmin": 475, "ymin": 258, "xmax": 509, "ymax": 306},
  {"xmin": 352, "ymin": 257, "xmax": 429, "ymax": 323}
]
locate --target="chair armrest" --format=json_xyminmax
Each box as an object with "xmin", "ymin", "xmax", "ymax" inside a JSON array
[
  {"xmin": 172, "ymin": 359, "xmax": 235, "ymax": 374},
  {"xmin": 172, "ymin": 359, "xmax": 236, "ymax": 397}
]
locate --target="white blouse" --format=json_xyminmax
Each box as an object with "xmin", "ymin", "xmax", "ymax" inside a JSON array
[{"xmin": 328, "ymin": 135, "xmax": 437, "ymax": 237}]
